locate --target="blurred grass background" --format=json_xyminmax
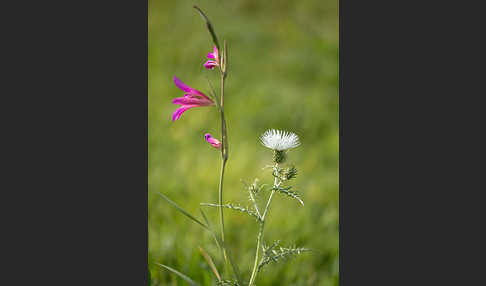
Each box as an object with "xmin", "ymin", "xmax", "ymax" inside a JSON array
[{"xmin": 149, "ymin": 0, "xmax": 338, "ymax": 285}]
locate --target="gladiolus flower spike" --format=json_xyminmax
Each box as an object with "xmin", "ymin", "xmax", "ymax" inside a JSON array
[{"xmin": 172, "ymin": 76, "xmax": 215, "ymax": 121}]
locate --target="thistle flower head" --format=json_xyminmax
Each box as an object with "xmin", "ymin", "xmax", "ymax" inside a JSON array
[{"xmin": 260, "ymin": 129, "xmax": 300, "ymax": 151}]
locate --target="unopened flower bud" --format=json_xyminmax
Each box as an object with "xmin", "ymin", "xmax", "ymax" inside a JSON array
[
  {"xmin": 282, "ymin": 166, "xmax": 298, "ymax": 180},
  {"xmin": 250, "ymin": 178, "xmax": 260, "ymax": 194}
]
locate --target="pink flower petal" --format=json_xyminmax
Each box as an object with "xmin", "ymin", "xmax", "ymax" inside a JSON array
[
  {"xmin": 213, "ymin": 46, "xmax": 219, "ymax": 61},
  {"xmin": 173, "ymin": 76, "xmax": 210, "ymax": 100},
  {"xmin": 172, "ymin": 105, "xmax": 198, "ymax": 121},
  {"xmin": 172, "ymin": 96, "xmax": 212, "ymax": 106},
  {"xmin": 206, "ymin": 46, "xmax": 219, "ymax": 62},
  {"xmin": 204, "ymin": 133, "xmax": 222, "ymax": 149},
  {"xmin": 204, "ymin": 60, "xmax": 218, "ymax": 70},
  {"xmin": 173, "ymin": 76, "xmax": 192, "ymax": 93}
]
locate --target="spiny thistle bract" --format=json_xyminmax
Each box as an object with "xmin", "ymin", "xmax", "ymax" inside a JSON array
[{"xmin": 157, "ymin": 6, "xmax": 310, "ymax": 286}]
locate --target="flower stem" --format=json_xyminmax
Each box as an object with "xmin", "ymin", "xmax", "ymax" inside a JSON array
[
  {"xmin": 249, "ymin": 222, "xmax": 264, "ymax": 286},
  {"xmin": 219, "ymin": 66, "xmax": 230, "ymax": 268},
  {"xmin": 248, "ymin": 164, "xmax": 280, "ymax": 286},
  {"xmin": 218, "ymin": 156, "xmax": 227, "ymax": 259}
]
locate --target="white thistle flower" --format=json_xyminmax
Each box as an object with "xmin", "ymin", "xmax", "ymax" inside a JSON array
[{"xmin": 260, "ymin": 129, "xmax": 300, "ymax": 151}]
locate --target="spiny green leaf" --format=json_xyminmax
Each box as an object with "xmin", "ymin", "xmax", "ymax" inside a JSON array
[
  {"xmin": 262, "ymin": 240, "xmax": 280, "ymax": 254},
  {"xmin": 273, "ymin": 186, "xmax": 304, "ymax": 206},
  {"xmin": 241, "ymin": 178, "xmax": 263, "ymax": 218},
  {"xmin": 257, "ymin": 243, "xmax": 310, "ymax": 273},
  {"xmin": 201, "ymin": 202, "xmax": 262, "ymax": 222}
]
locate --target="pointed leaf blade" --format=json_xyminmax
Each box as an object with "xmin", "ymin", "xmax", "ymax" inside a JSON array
[
  {"xmin": 156, "ymin": 263, "xmax": 200, "ymax": 286},
  {"xmin": 157, "ymin": 192, "xmax": 208, "ymax": 229}
]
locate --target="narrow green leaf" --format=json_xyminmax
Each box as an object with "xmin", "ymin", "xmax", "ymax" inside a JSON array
[
  {"xmin": 199, "ymin": 209, "xmax": 242, "ymax": 284},
  {"xmin": 205, "ymin": 76, "xmax": 221, "ymax": 110},
  {"xmin": 199, "ymin": 207, "xmax": 210, "ymax": 227},
  {"xmin": 199, "ymin": 246, "xmax": 222, "ymax": 282},
  {"xmin": 156, "ymin": 263, "xmax": 200, "ymax": 286},
  {"xmin": 219, "ymin": 239, "xmax": 242, "ymax": 284},
  {"xmin": 157, "ymin": 192, "xmax": 208, "ymax": 229},
  {"xmin": 193, "ymin": 5, "xmax": 220, "ymax": 51},
  {"xmin": 158, "ymin": 193, "xmax": 241, "ymax": 285},
  {"xmin": 199, "ymin": 207, "xmax": 224, "ymax": 255}
]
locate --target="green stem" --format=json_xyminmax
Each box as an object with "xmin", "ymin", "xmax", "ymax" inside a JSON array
[
  {"xmin": 219, "ymin": 69, "xmax": 230, "ymax": 270},
  {"xmin": 248, "ymin": 164, "xmax": 279, "ymax": 286},
  {"xmin": 218, "ymin": 156, "xmax": 227, "ymax": 248},
  {"xmin": 249, "ymin": 223, "xmax": 264, "ymax": 286}
]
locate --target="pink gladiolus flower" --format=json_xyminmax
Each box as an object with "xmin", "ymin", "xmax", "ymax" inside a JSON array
[
  {"xmin": 204, "ymin": 46, "xmax": 219, "ymax": 70},
  {"xmin": 172, "ymin": 76, "xmax": 214, "ymax": 121},
  {"xmin": 204, "ymin": 133, "xmax": 221, "ymax": 149}
]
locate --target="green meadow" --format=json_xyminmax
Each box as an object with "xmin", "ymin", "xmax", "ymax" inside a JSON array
[{"xmin": 149, "ymin": 0, "xmax": 338, "ymax": 285}]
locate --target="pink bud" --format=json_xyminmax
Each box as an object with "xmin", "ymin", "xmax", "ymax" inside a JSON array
[{"xmin": 204, "ymin": 133, "xmax": 222, "ymax": 149}]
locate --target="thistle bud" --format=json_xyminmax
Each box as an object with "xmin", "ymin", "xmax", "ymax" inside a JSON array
[
  {"xmin": 250, "ymin": 178, "xmax": 260, "ymax": 194},
  {"xmin": 282, "ymin": 166, "xmax": 298, "ymax": 181}
]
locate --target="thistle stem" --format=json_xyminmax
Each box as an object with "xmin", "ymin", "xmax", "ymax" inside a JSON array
[
  {"xmin": 248, "ymin": 163, "xmax": 280, "ymax": 286},
  {"xmin": 249, "ymin": 222, "xmax": 264, "ymax": 286}
]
